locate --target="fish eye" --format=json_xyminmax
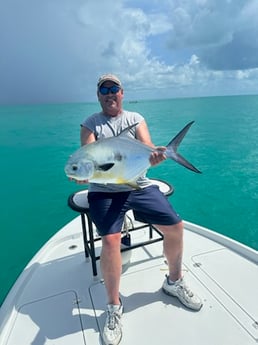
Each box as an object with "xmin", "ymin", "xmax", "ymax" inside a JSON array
[{"xmin": 72, "ymin": 164, "xmax": 78, "ymax": 171}]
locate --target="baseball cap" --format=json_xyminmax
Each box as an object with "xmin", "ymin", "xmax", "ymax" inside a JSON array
[{"xmin": 97, "ymin": 74, "xmax": 122, "ymax": 88}]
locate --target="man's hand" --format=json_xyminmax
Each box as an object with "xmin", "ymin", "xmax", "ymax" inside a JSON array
[
  {"xmin": 69, "ymin": 177, "xmax": 89, "ymax": 184},
  {"xmin": 149, "ymin": 146, "xmax": 167, "ymax": 166}
]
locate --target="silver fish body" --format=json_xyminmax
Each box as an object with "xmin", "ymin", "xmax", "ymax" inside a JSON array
[{"xmin": 64, "ymin": 121, "xmax": 201, "ymax": 184}]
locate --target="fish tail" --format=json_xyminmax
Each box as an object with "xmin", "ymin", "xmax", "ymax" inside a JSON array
[{"xmin": 165, "ymin": 121, "xmax": 201, "ymax": 173}]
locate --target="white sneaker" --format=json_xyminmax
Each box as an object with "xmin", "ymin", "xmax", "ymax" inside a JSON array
[
  {"xmin": 162, "ymin": 275, "xmax": 203, "ymax": 311},
  {"xmin": 103, "ymin": 302, "xmax": 123, "ymax": 345}
]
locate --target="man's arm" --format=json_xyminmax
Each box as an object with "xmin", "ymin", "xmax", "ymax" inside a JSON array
[
  {"xmin": 135, "ymin": 120, "xmax": 154, "ymax": 147},
  {"xmin": 136, "ymin": 120, "xmax": 166, "ymax": 166},
  {"xmin": 80, "ymin": 126, "xmax": 96, "ymax": 146}
]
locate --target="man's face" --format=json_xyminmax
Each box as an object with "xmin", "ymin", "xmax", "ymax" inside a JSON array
[{"xmin": 97, "ymin": 81, "xmax": 124, "ymax": 116}]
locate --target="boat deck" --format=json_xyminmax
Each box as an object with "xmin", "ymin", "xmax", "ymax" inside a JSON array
[{"xmin": 0, "ymin": 216, "xmax": 257, "ymax": 345}]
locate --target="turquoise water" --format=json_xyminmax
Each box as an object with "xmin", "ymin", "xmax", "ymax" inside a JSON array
[{"xmin": 0, "ymin": 95, "xmax": 257, "ymax": 305}]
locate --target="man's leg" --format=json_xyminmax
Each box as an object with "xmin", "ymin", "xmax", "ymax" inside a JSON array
[
  {"xmin": 101, "ymin": 232, "xmax": 124, "ymax": 345},
  {"xmin": 101, "ymin": 232, "xmax": 122, "ymax": 305},
  {"xmin": 158, "ymin": 221, "xmax": 203, "ymax": 311},
  {"xmin": 157, "ymin": 221, "xmax": 184, "ymax": 281},
  {"xmin": 88, "ymin": 192, "xmax": 128, "ymax": 344}
]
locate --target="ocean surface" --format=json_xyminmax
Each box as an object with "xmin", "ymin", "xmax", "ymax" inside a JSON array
[{"xmin": 0, "ymin": 95, "xmax": 257, "ymax": 305}]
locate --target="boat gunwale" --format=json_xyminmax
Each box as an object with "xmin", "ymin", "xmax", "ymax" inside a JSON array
[{"xmin": 184, "ymin": 220, "xmax": 258, "ymax": 264}]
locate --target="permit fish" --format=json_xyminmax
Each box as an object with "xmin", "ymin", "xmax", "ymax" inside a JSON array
[{"xmin": 65, "ymin": 121, "xmax": 201, "ymax": 185}]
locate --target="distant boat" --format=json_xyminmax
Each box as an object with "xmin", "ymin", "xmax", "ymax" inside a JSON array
[{"xmin": 0, "ymin": 179, "xmax": 257, "ymax": 345}]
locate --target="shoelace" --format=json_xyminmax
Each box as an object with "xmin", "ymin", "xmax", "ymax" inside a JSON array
[
  {"xmin": 107, "ymin": 311, "xmax": 121, "ymax": 330},
  {"xmin": 178, "ymin": 280, "xmax": 194, "ymax": 297}
]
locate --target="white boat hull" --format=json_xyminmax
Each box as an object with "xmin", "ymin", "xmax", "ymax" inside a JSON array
[{"xmin": 0, "ymin": 215, "xmax": 257, "ymax": 344}]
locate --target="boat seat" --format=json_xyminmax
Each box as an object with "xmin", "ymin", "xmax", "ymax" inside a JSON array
[{"xmin": 67, "ymin": 179, "xmax": 173, "ymax": 276}]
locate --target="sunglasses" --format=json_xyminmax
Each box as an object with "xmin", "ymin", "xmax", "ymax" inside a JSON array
[{"xmin": 99, "ymin": 85, "xmax": 121, "ymax": 95}]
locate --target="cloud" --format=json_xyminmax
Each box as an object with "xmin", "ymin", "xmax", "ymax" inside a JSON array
[
  {"xmin": 0, "ymin": 0, "xmax": 257, "ymax": 104},
  {"xmin": 166, "ymin": 0, "xmax": 258, "ymax": 70},
  {"xmin": 0, "ymin": 0, "xmax": 90, "ymax": 103}
]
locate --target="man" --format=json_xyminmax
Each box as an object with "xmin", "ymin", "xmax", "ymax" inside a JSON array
[{"xmin": 80, "ymin": 74, "xmax": 202, "ymax": 345}]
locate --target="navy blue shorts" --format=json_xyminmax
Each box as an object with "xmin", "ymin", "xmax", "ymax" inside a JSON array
[{"xmin": 88, "ymin": 185, "xmax": 181, "ymax": 236}]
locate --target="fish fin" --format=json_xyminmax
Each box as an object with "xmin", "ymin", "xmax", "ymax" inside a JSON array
[
  {"xmin": 115, "ymin": 177, "xmax": 139, "ymax": 189},
  {"xmin": 116, "ymin": 177, "xmax": 140, "ymax": 189},
  {"xmin": 165, "ymin": 121, "xmax": 202, "ymax": 174},
  {"xmin": 97, "ymin": 163, "xmax": 115, "ymax": 171},
  {"xmin": 117, "ymin": 123, "xmax": 139, "ymax": 137},
  {"xmin": 170, "ymin": 152, "xmax": 201, "ymax": 174},
  {"xmin": 126, "ymin": 182, "xmax": 141, "ymax": 189}
]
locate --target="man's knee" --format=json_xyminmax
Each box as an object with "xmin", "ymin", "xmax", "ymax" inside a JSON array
[
  {"xmin": 102, "ymin": 232, "xmax": 121, "ymax": 249},
  {"xmin": 156, "ymin": 221, "xmax": 183, "ymax": 234}
]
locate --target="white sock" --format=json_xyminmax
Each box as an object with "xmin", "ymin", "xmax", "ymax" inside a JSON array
[
  {"xmin": 168, "ymin": 278, "xmax": 176, "ymax": 284},
  {"xmin": 168, "ymin": 276, "xmax": 182, "ymax": 284}
]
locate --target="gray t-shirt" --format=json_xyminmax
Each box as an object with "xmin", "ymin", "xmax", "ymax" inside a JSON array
[{"xmin": 81, "ymin": 110, "xmax": 152, "ymax": 192}]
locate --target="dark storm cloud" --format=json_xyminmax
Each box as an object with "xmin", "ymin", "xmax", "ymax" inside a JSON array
[
  {"xmin": 0, "ymin": 0, "xmax": 257, "ymax": 104},
  {"xmin": 167, "ymin": 0, "xmax": 258, "ymax": 71},
  {"xmin": 201, "ymin": 28, "xmax": 258, "ymax": 70},
  {"xmin": 0, "ymin": 0, "xmax": 91, "ymax": 104}
]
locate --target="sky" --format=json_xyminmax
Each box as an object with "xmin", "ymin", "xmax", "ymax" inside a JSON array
[{"xmin": 0, "ymin": 0, "xmax": 258, "ymax": 104}]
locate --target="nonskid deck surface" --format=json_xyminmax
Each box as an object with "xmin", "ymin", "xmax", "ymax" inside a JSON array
[{"xmin": 0, "ymin": 217, "xmax": 257, "ymax": 345}]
